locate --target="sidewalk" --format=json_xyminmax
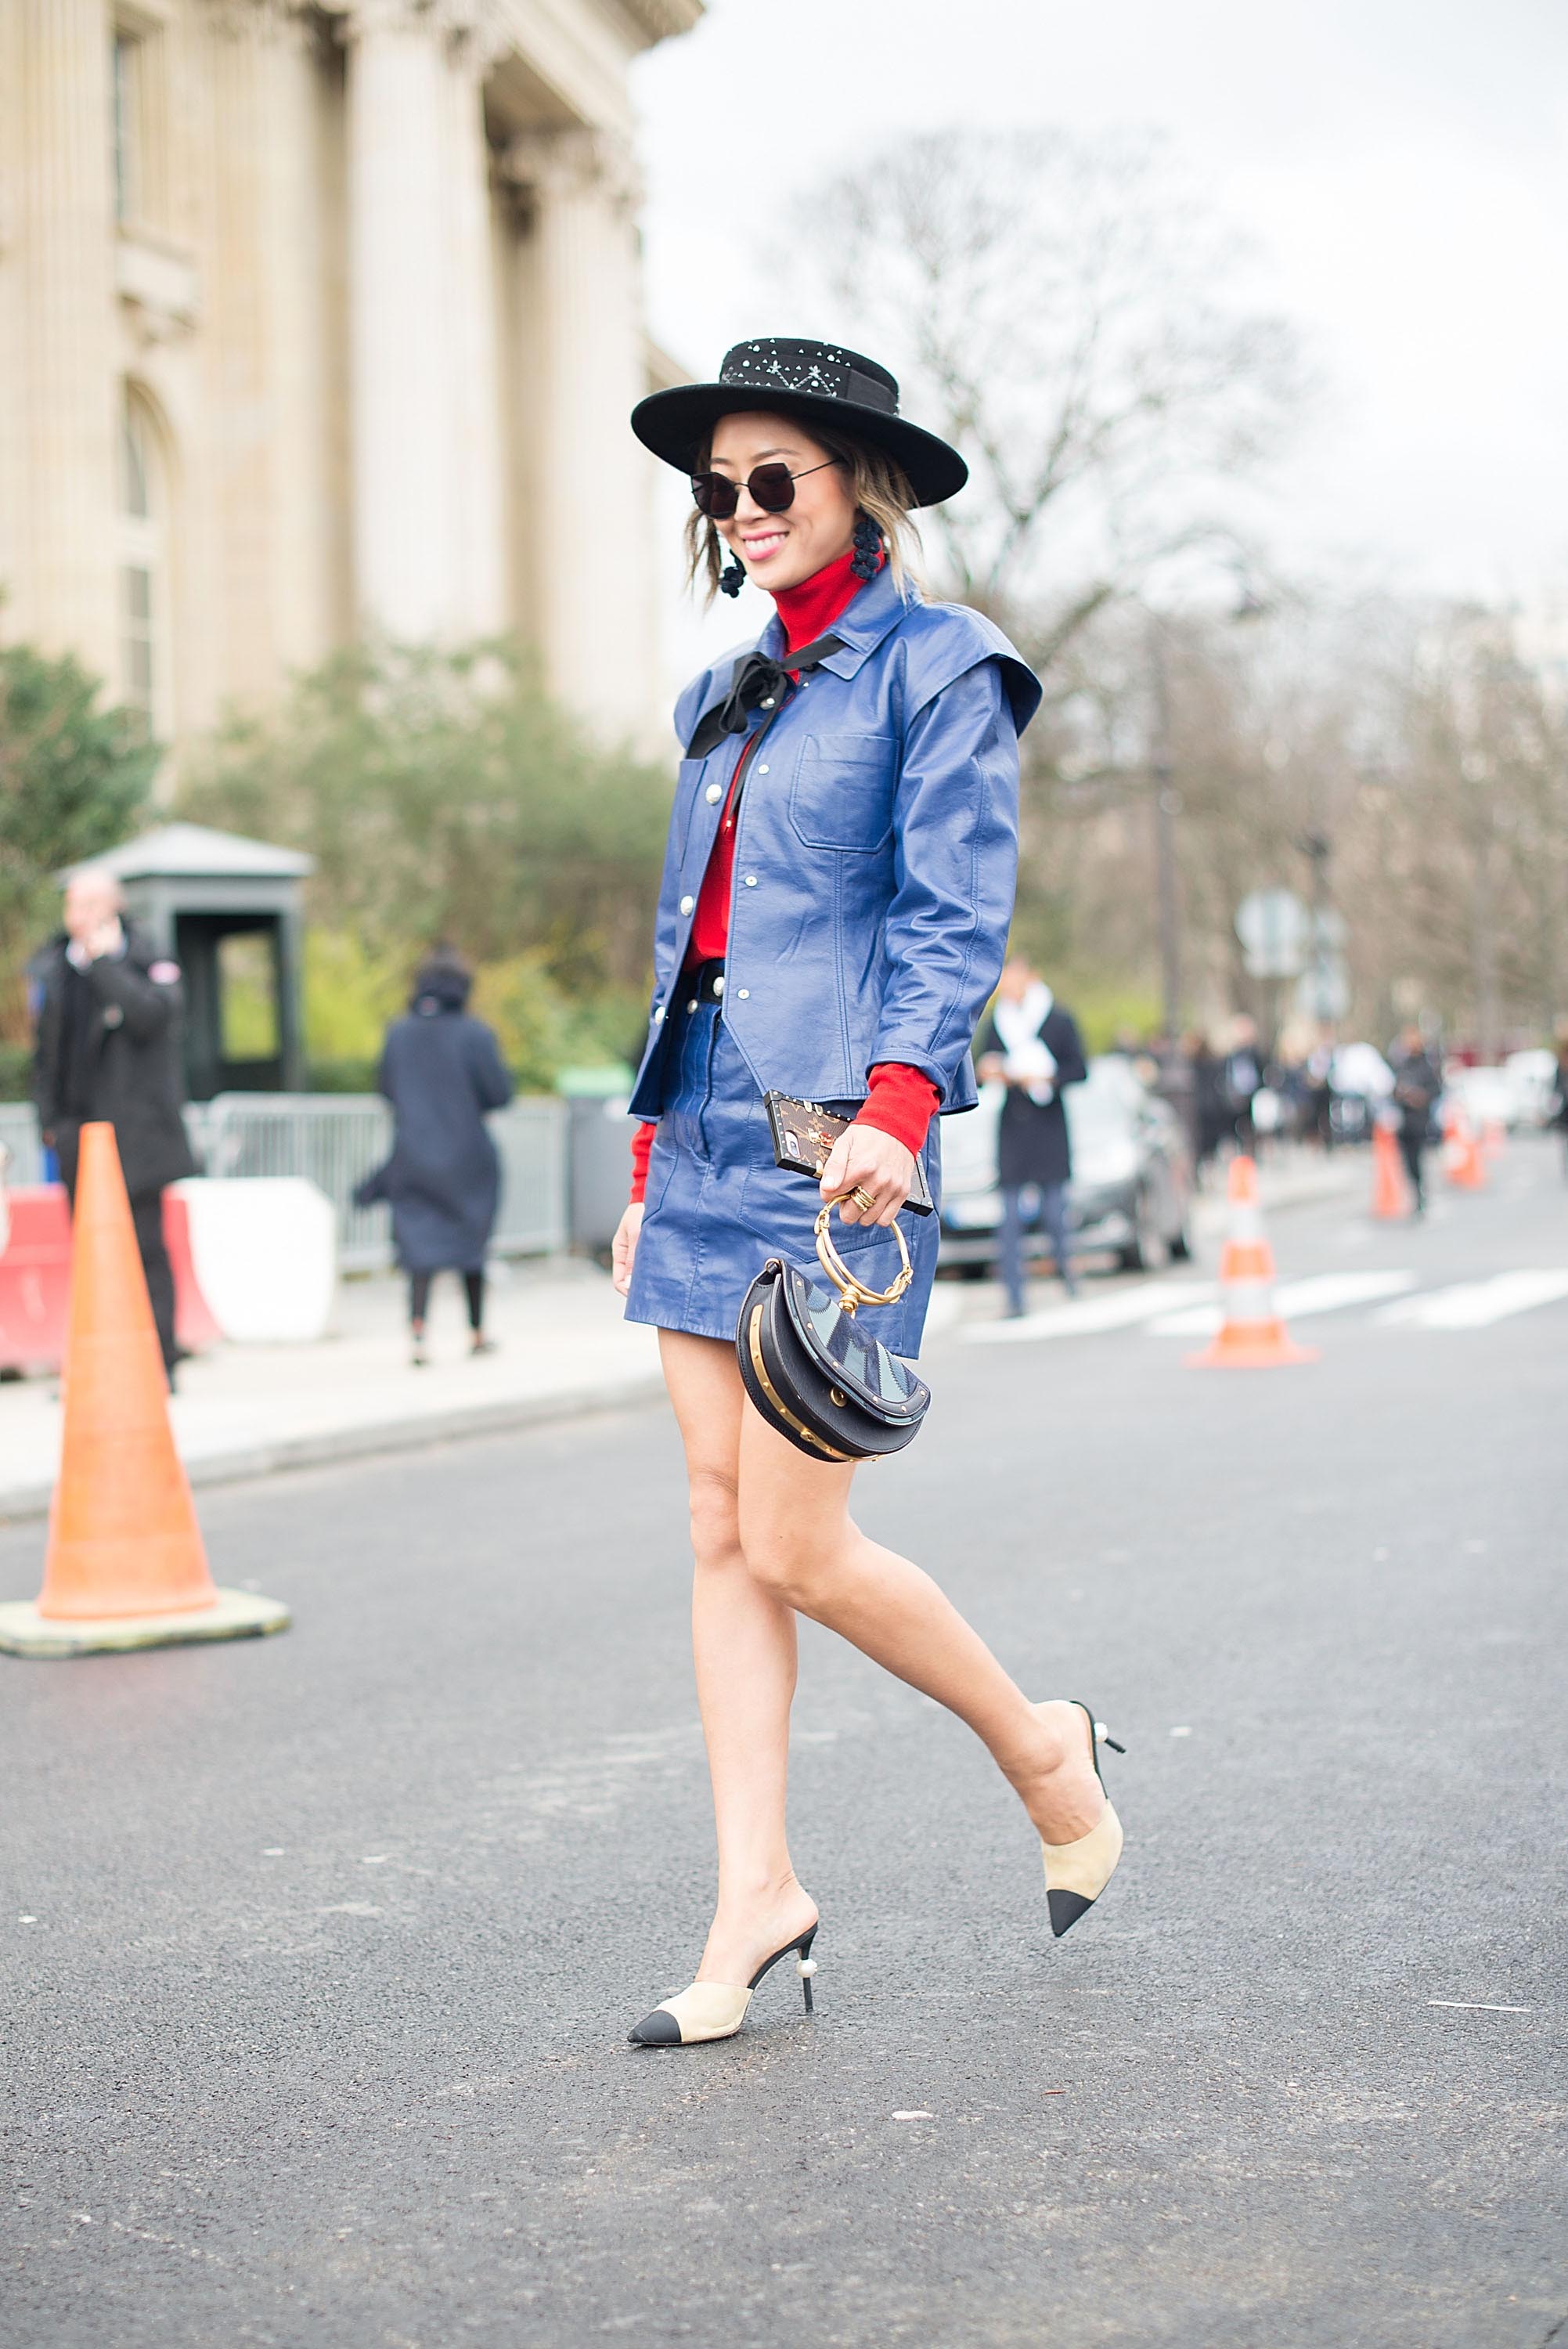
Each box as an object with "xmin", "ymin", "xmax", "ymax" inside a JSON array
[
  {"xmin": 0, "ymin": 1257, "xmax": 664, "ymax": 1525},
  {"xmin": 0, "ymin": 1148, "xmax": 1361, "ymax": 1525}
]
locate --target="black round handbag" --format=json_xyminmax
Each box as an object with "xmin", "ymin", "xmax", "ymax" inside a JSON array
[{"xmin": 735, "ymin": 1196, "xmax": 930, "ymax": 1463}]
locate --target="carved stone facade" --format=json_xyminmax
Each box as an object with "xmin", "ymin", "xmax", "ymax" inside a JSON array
[{"xmin": 0, "ymin": 0, "xmax": 700, "ymax": 751}]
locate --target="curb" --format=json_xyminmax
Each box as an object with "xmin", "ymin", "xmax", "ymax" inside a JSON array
[{"xmin": 0, "ymin": 1369, "xmax": 669, "ymax": 1527}]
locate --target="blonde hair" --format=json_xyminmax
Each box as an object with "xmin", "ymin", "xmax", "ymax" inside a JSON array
[{"xmin": 683, "ymin": 424, "xmax": 925, "ymax": 604}]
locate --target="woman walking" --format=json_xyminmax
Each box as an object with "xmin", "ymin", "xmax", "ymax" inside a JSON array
[
  {"xmin": 363, "ymin": 950, "xmax": 513, "ymax": 1365},
  {"xmin": 611, "ymin": 339, "xmax": 1126, "ymax": 2048}
]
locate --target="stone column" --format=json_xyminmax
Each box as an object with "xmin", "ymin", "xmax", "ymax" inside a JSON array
[
  {"xmin": 343, "ymin": 0, "xmax": 456, "ymax": 641},
  {"xmin": 9, "ymin": 0, "xmax": 119, "ymax": 680},
  {"xmin": 255, "ymin": 5, "xmax": 339, "ymax": 678},
  {"xmin": 506, "ymin": 126, "xmax": 658, "ymax": 738},
  {"xmin": 339, "ymin": 0, "xmax": 506, "ymax": 644},
  {"xmin": 443, "ymin": 13, "xmax": 507, "ymax": 637}
]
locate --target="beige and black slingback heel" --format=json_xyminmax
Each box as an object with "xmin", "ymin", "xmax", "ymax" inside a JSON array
[
  {"xmin": 627, "ymin": 1925, "xmax": 819, "ymax": 2048},
  {"xmin": 1040, "ymin": 1701, "xmax": 1125, "ymax": 1938}
]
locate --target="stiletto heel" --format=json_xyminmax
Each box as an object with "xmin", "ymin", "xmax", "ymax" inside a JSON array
[
  {"xmin": 797, "ymin": 1927, "xmax": 817, "ymax": 2014},
  {"xmin": 1040, "ymin": 1701, "xmax": 1125, "ymax": 1939},
  {"xmin": 627, "ymin": 1923, "xmax": 820, "ymax": 2047}
]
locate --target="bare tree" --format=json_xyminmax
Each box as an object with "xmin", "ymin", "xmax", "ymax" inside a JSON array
[{"xmin": 787, "ymin": 128, "xmax": 1307, "ymax": 673}]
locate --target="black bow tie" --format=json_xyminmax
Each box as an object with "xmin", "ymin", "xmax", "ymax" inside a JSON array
[{"xmin": 686, "ymin": 632, "xmax": 844, "ymax": 759}]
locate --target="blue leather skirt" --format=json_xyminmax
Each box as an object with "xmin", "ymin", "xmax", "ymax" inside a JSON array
[{"xmin": 624, "ymin": 999, "xmax": 942, "ymax": 1359}]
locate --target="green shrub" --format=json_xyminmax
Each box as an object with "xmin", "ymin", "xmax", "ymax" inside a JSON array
[
  {"xmin": 0, "ymin": 642, "xmax": 156, "ymax": 1044},
  {"xmin": 180, "ymin": 640, "xmax": 669, "ymax": 990},
  {"xmin": 304, "ymin": 1058, "xmax": 380, "ymax": 1095}
]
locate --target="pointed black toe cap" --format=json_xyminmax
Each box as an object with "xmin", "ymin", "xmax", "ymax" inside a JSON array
[
  {"xmin": 1047, "ymin": 1888, "xmax": 1094, "ymax": 1939},
  {"xmin": 627, "ymin": 2008, "xmax": 681, "ymax": 2046}
]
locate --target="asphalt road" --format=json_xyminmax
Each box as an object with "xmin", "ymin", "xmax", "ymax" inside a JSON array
[{"xmin": 3, "ymin": 1138, "xmax": 1566, "ymax": 2349}]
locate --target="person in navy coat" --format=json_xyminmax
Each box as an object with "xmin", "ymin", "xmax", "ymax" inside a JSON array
[
  {"xmin": 360, "ymin": 951, "xmax": 513, "ymax": 1365},
  {"xmin": 605, "ymin": 339, "xmax": 1128, "ymax": 2052}
]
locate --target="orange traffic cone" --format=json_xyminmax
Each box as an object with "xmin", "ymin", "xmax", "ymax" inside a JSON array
[
  {"xmin": 1371, "ymin": 1122, "xmax": 1411, "ymax": 1219},
  {"xmin": 1443, "ymin": 1105, "xmax": 1487, "ymax": 1191},
  {"xmin": 1188, "ymin": 1154, "xmax": 1318, "ymax": 1369},
  {"xmin": 0, "ymin": 1124, "xmax": 289, "ymax": 1658}
]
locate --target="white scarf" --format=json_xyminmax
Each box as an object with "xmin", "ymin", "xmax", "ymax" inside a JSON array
[{"xmin": 993, "ymin": 981, "xmax": 1058, "ymax": 1104}]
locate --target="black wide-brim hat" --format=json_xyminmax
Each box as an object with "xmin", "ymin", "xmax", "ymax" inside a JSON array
[{"xmin": 631, "ymin": 337, "xmax": 968, "ymax": 509}]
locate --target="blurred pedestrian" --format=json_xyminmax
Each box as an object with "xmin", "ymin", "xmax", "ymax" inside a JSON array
[
  {"xmin": 977, "ymin": 958, "xmax": 1088, "ymax": 1314},
  {"xmin": 29, "ymin": 867, "xmax": 195, "ymax": 1380},
  {"xmin": 1221, "ymin": 1015, "xmax": 1265, "ymax": 1155},
  {"xmin": 1387, "ymin": 1023, "xmax": 1442, "ymax": 1214},
  {"xmin": 1191, "ymin": 1031, "xmax": 1230, "ymax": 1175},
  {"xmin": 1153, "ymin": 1030, "xmax": 1198, "ymax": 1163},
  {"xmin": 1550, "ymin": 1024, "xmax": 1568, "ymax": 1178},
  {"xmin": 1303, "ymin": 1033, "xmax": 1336, "ymax": 1150},
  {"xmin": 359, "ymin": 951, "xmax": 513, "ymax": 1366}
]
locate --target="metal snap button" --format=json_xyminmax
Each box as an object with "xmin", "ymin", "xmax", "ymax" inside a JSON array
[
  {"xmin": 756, "ymin": 763, "xmax": 770, "ymax": 775},
  {"xmin": 686, "ymin": 999, "xmax": 697, "ymax": 1013},
  {"xmin": 705, "ymin": 782, "xmax": 723, "ymax": 803},
  {"xmin": 737, "ymin": 988, "xmax": 751, "ymax": 999},
  {"xmin": 679, "ymin": 893, "xmax": 694, "ymax": 915},
  {"xmin": 744, "ymin": 875, "xmax": 758, "ymax": 886},
  {"xmin": 712, "ymin": 974, "xmax": 726, "ymax": 997}
]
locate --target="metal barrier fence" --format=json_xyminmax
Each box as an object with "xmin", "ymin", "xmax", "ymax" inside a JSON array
[
  {"xmin": 0, "ymin": 1095, "xmax": 569, "ymax": 1271},
  {"xmin": 0, "ymin": 1103, "xmax": 45, "ymax": 1187}
]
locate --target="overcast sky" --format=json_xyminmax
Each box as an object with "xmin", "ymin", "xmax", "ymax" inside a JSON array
[{"xmin": 632, "ymin": 0, "xmax": 1567, "ymax": 678}]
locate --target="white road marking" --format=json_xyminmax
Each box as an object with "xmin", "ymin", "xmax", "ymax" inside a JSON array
[
  {"xmin": 961, "ymin": 1279, "xmax": 1214, "ymax": 1344},
  {"xmin": 1374, "ymin": 1269, "xmax": 1568, "ymax": 1328},
  {"xmin": 1148, "ymin": 1270, "xmax": 1418, "ymax": 1337},
  {"xmin": 1426, "ymin": 2000, "xmax": 1529, "ymax": 2012}
]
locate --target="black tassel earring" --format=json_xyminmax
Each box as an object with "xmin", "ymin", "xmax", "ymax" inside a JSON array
[
  {"xmin": 850, "ymin": 514, "xmax": 882, "ymax": 581},
  {"xmin": 719, "ymin": 554, "xmax": 745, "ymax": 598}
]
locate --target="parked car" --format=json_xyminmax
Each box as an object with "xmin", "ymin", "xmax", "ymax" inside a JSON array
[
  {"xmin": 1327, "ymin": 1041, "xmax": 1394, "ymax": 1144},
  {"xmin": 938, "ymin": 1055, "xmax": 1193, "ymax": 1277},
  {"xmin": 1503, "ymin": 1050, "xmax": 1558, "ymax": 1129},
  {"xmin": 1445, "ymin": 1062, "xmax": 1517, "ymax": 1132}
]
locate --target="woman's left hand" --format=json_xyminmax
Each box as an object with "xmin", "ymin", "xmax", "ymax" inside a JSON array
[{"xmin": 820, "ymin": 1123, "xmax": 916, "ymax": 1227}]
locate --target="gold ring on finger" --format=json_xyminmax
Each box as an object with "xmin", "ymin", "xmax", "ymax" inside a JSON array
[{"xmin": 849, "ymin": 1185, "xmax": 877, "ymax": 1213}]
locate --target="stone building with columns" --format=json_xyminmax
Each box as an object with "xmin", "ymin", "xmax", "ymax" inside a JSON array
[{"xmin": 0, "ymin": 0, "xmax": 700, "ymax": 755}]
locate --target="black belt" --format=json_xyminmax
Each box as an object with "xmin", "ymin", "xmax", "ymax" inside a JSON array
[{"xmin": 680, "ymin": 959, "xmax": 726, "ymax": 1009}]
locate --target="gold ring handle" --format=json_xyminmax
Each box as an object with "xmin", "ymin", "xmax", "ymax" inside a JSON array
[{"xmin": 813, "ymin": 1193, "xmax": 914, "ymax": 1313}]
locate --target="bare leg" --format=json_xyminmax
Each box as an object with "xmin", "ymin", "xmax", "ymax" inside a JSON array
[
  {"xmin": 736, "ymin": 1391, "xmax": 1104, "ymax": 1846},
  {"xmin": 660, "ymin": 1333, "xmax": 818, "ymax": 1984}
]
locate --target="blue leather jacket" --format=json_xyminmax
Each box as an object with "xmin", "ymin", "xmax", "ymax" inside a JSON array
[{"xmin": 629, "ymin": 564, "xmax": 1041, "ymax": 1120}]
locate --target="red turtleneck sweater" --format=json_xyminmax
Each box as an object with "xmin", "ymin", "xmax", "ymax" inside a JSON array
[{"xmin": 629, "ymin": 547, "xmax": 939, "ymax": 1203}]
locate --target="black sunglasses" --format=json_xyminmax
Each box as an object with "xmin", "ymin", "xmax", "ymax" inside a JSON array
[{"xmin": 690, "ymin": 458, "xmax": 842, "ymax": 521}]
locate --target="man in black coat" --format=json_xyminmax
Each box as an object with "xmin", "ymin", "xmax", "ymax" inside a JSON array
[
  {"xmin": 1221, "ymin": 1015, "xmax": 1266, "ymax": 1156},
  {"xmin": 30, "ymin": 868, "xmax": 196, "ymax": 1374},
  {"xmin": 1387, "ymin": 1023, "xmax": 1443, "ymax": 1215},
  {"xmin": 977, "ymin": 957, "xmax": 1088, "ymax": 1315}
]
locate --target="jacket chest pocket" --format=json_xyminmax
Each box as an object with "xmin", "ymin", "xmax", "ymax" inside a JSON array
[{"xmin": 788, "ymin": 731, "xmax": 896, "ymax": 853}]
